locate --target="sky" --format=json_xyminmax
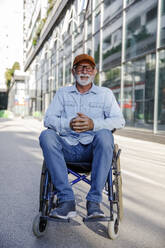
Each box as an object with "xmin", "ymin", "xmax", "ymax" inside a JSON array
[{"xmin": 0, "ymin": 0, "xmax": 23, "ymax": 89}]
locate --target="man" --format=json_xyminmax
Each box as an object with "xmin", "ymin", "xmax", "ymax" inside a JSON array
[{"xmin": 39, "ymin": 54, "xmax": 125, "ymax": 219}]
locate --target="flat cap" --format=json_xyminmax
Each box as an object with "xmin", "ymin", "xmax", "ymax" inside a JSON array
[{"xmin": 73, "ymin": 54, "xmax": 96, "ymax": 67}]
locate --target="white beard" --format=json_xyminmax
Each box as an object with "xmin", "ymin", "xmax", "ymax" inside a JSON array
[{"xmin": 74, "ymin": 73, "xmax": 95, "ymax": 86}]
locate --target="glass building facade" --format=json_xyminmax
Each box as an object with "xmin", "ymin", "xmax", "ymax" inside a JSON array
[{"xmin": 24, "ymin": 0, "xmax": 165, "ymax": 133}]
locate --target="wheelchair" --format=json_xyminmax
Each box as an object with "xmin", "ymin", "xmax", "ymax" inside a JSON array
[{"xmin": 32, "ymin": 143, "xmax": 123, "ymax": 240}]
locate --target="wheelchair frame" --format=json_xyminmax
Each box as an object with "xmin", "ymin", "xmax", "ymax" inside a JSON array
[{"xmin": 32, "ymin": 144, "xmax": 123, "ymax": 240}]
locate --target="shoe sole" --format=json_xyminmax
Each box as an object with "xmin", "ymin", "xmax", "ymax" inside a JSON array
[
  {"xmin": 50, "ymin": 211, "xmax": 77, "ymax": 220},
  {"xmin": 87, "ymin": 212, "xmax": 105, "ymax": 219}
]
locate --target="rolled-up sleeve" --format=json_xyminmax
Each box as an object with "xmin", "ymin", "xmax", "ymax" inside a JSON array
[
  {"xmin": 93, "ymin": 89, "xmax": 125, "ymax": 131},
  {"xmin": 44, "ymin": 89, "xmax": 71, "ymax": 133}
]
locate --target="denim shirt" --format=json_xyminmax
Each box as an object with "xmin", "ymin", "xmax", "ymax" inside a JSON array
[{"xmin": 44, "ymin": 83, "xmax": 125, "ymax": 145}]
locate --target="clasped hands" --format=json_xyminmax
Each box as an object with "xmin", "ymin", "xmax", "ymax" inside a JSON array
[{"xmin": 70, "ymin": 112, "xmax": 94, "ymax": 133}]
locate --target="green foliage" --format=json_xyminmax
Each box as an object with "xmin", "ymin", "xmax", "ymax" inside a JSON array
[
  {"xmin": 12, "ymin": 61, "xmax": 20, "ymax": 71},
  {"xmin": 32, "ymin": 0, "xmax": 55, "ymax": 46},
  {"xmin": 103, "ymin": 43, "xmax": 121, "ymax": 60},
  {"xmin": 126, "ymin": 26, "xmax": 151, "ymax": 48},
  {"xmin": 47, "ymin": 0, "xmax": 55, "ymax": 16},
  {"xmin": 32, "ymin": 18, "xmax": 47, "ymax": 46},
  {"xmin": 32, "ymin": 36, "xmax": 37, "ymax": 46},
  {"xmin": 0, "ymin": 110, "xmax": 14, "ymax": 118},
  {"xmin": 4, "ymin": 62, "xmax": 20, "ymax": 91},
  {"xmin": 32, "ymin": 111, "xmax": 43, "ymax": 120},
  {"xmin": 106, "ymin": 67, "xmax": 121, "ymax": 81}
]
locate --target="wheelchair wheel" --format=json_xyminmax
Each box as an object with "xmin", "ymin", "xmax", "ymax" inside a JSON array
[
  {"xmin": 32, "ymin": 213, "xmax": 48, "ymax": 237},
  {"xmin": 107, "ymin": 144, "xmax": 123, "ymax": 239},
  {"xmin": 39, "ymin": 161, "xmax": 54, "ymax": 216},
  {"xmin": 114, "ymin": 144, "xmax": 123, "ymax": 221},
  {"xmin": 108, "ymin": 213, "xmax": 119, "ymax": 239}
]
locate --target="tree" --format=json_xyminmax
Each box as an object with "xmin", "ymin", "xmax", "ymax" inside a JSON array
[{"xmin": 4, "ymin": 61, "xmax": 20, "ymax": 92}]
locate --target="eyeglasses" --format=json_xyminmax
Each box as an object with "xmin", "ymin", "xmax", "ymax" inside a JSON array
[{"xmin": 74, "ymin": 65, "xmax": 95, "ymax": 72}]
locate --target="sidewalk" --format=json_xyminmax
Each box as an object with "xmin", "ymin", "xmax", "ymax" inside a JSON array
[{"xmin": 116, "ymin": 127, "xmax": 165, "ymax": 145}]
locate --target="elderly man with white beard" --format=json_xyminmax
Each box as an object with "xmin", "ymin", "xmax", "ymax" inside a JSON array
[{"xmin": 39, "ymin": 54, "xmax": 125, "ymax": 219}]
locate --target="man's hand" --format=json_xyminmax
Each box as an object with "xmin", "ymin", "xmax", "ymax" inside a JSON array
[{"xmin": 70, "ymin": 113, "xmax": 94, "ymax": 133}]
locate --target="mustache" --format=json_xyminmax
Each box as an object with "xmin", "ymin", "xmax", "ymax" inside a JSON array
[{"xmin": 79, "ymin": 73, "xmax": 90, "ymax": 78}]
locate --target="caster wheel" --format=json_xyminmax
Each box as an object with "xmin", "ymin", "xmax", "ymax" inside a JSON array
[
  {"xmin": 32, "ymin": 213, "xmax": 48, "ymax": 237},
  {"xmin": 108, "ymin": 213, "xmax": 120, "ymax": 240}
]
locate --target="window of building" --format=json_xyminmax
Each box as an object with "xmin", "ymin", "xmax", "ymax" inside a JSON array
[
  {"xmin": 94, "ymin": 32, "xmax": 100, "ymax": 65},
  {"xmin": 103, "ymin": 34, "xmax": 112, "ymax": 52},
  {"xmin": 158, "ymin": 49, "xmax": 165, "ymax": 130},
  {"xmin": 102, "ymin": 15, "xmax": 122, "ymax": 70},
  {"xmin": 87, "ymin": 38, "xmax": 92, "ymax": 55},
  {"xmin": 94, "ymin": 0, "xmax": 101, "ymax": 10},
  {"xmin": 125, "ymin": 2, "xmax": 157, "ymax": 60},
  {"xmin": 123, "ymin": 55, "xmax": 155, "ymax": 128},
  {"xmin": 146, "ymin": 6, "xmax": 157, "ymax": 23},
  {"xmin": 104, "ymin": 0, "xmax": 116, "ymax": 7},
  {"xmin": 127, "ymin": 16, "xmax": 141, "ymax": 33},
  {"xmin": 163, "ymin": 0, "xmax": 165, "ymax": 14},
  {"xmin": 94, "ymin": 6, "xmax": 101, "ymax": 34},
  {"xmin": 160, "ymin": 0, "xmax": 165, "ymax": 46},
  {"xmin": 102, "ymin": 66, "xmax": 121, "ymax": 102},
  {"xmin": 87, "ymin": 15, "xmax": 92, "ymax": 39},
  {"xmin": 103, "ymin": 0, "xmax": 122, "ymax": 24}
]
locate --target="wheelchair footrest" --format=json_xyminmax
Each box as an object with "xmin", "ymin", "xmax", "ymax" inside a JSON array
[
  {"xmin": 83, "ymin": 216, "xmax": 111, "ymax": 222},
  {"xmin": 45, "ymin": 216, "xmax": 70, "ymax": 222}
]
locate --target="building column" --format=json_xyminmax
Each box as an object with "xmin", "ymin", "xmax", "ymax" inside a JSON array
[
  {"xmin": 56, "ymin": 40, "xmax": 59, "ymax": 91},
  {"xmin": 63, "ymin": 55, "xmax": 66, "ymax": 86},
  {"xmin": 99, "ymin": 0, "xmax": 103, "ymax": 87},
  {"xmin": 121, "ymin": 0, "xmax": 126, "ymax": 111},
  {"xmin": 154, "ymin": 0, "xmax": 162, "ymax": 133},
  {"xmin": 91, "ymin": 1, "xmax": 95, "ymax": 58}
]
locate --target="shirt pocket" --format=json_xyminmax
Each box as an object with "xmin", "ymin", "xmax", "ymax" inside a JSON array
[
  {"xmin": 88, "ymin": 102, "xmax": 104, "ymax": 118},
  {"xmin": 64, "ymin": 100, "xmax": 75, "ymax": 116}
]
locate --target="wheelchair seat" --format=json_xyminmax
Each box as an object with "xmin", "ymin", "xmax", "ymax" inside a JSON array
[{"xmin": 66, "ymin": 161, "xmax": 92, "ymax": 173}]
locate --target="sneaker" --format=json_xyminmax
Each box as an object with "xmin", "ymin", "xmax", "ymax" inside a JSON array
[
  {"xmin": 49, "ymin": 200, "xmax": 77, "ymax": 219},
  {"xmin": 86, "ymin": 201, "xmax": 105, "ymax": 218}
]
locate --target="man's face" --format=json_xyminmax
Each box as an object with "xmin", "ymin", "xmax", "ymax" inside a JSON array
[{"xmin": 72, "ymin": 62, "xmax": 97, "ymax": 86}]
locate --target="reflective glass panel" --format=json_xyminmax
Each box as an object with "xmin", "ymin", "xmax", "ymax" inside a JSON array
[
  {"xmin": 58, "ymin": 63, "xmax": 63, "ymax": 87},
  {"xmin": 94, "ymin": 0, "xmax": 101, "ymax": 10},
  {"xmin": 65, "ymin": 58, "xmax": 71, "ymax": 85},
  {"xmin": 125, "ymin": 0, "xmax": 157, "ymax": 60},
  {"xmin": 158, "ymin": 49, "xmax": 165, "ymax": 131},
  {"xmin": 94, "ymin": 32, "xmax": 100, "ymax": 65},
  {"xmin": 103, "ymin": 0, "xmax": 122, "ymax": 24},
  {"xmin": 160, "ymin": 0, "xmax": 165, "ymax": 46},
  {"xmin": 87, "ymin": 38, "xmax": 92, "ymax": 56},
  {"xmin": 102, "ymin": 13, "xmax": 122, "ymax": 70},
  {"xmin": 123, "ymin": 54, "xmax": 156, "ymax": 128},
  {"xmin": 87, "ymin": 15, "xmax": 92, "ymax": 39},
  {"xmin": 94, "ymin": 6, "xmax": 100, "ymax": 34},
  {"xmin": 102, "ymin": 66, "xmax": 121, "ymax": 102}
]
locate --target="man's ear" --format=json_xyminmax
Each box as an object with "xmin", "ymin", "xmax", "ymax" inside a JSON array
[
  {"xmin": 72, "ymin": 68, "xmax": 75, "ymax": 75},
  {"xmin": 94, "ymin": 67, "xmax": 97, "ymax": 76}
]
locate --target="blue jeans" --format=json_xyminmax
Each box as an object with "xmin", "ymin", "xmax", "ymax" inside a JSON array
[{"xmin": 39, "ymin": 129, "xmax": 114, "ymax": 203}]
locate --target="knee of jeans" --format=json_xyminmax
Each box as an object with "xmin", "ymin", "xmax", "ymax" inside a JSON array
[
  {"xmin": 94, "ymin": 129, "xmax": 114, "ymax": 148},
  {"xmin": 39, "ymin": 129, "xmax": 59, "ymax": 148}
]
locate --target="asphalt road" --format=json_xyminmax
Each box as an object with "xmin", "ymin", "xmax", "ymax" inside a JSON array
[{"xmin": 0, "ymin": 118, "xmax": 165, "ymax": 248}]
